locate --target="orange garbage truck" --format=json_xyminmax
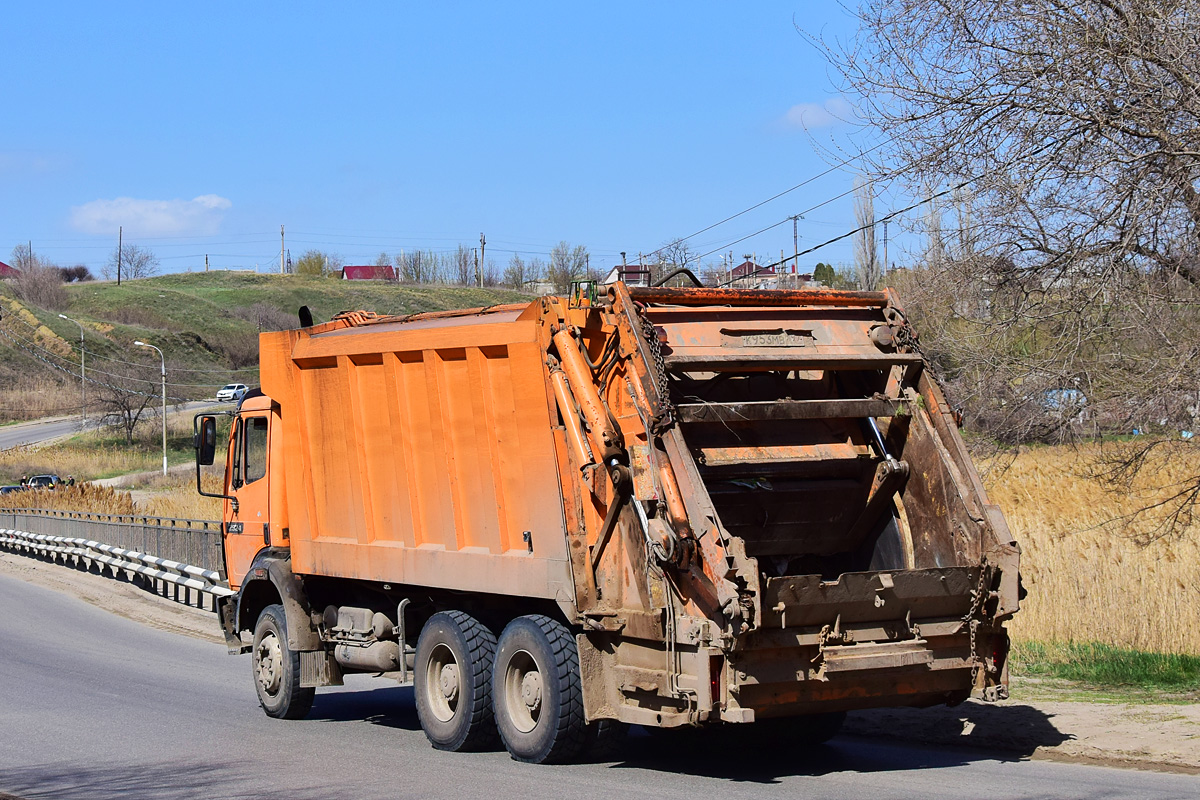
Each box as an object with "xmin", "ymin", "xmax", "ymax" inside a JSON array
[{"xmin": 194, "ymin": 282, "xmax": 1020, "ymax": 763}]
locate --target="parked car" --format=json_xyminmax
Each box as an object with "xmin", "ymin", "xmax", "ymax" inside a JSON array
[
  {"xmin": 26, "ymin": 474, "xmax": 61, "ymax": 490},
  {"xmin": 0, "ymin": 485, "xmax": 25, "ymax": 494},
  {"xmin": 216, "ymin": 383, "xmax": 250, "ymax": 402}
]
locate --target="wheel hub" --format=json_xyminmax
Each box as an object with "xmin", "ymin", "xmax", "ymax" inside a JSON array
[
  {"xmin": 255, "ymin": 633, "xmax": 283, "ymax": 695},
  {"xmin": 439, "ymin": 663, "xmax": 460, "ymax": 702},
  {"xmin": 520, "ymin": 671, "xmax": 542, "ymax": 712}
]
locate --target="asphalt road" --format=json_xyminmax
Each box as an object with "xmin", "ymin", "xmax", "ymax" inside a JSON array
[
  {"xmin": 1, "ymin": 575, "xmax": 1197, "ymax": 800},
  {"xmin": 0, "ymin": 402, "xmax": 221, "ymax": 453}
]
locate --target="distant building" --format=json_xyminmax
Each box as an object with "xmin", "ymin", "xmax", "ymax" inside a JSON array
[
  {"xmin": 0, "ymin": 260, "xmax": 19, "ymax": 278},
  {"xmin": 732, "ymin": 259, "xmax": 773, "ymax": 283},
  {"xmin": 601, "ymin": 264, "xmax": 652, "ymax": 286},
  {"xmin": 341, "ymin": 265, "xmax": 396, "ymax": 281}
]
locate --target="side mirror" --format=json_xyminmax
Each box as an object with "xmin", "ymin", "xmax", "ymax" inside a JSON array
[{"xmin": 196, "ymin": 415, "xmax": 218, "ymax": 466}]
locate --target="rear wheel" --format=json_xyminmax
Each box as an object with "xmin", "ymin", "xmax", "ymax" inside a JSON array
[
  {"xmin": 414, "ymin": 610, "xmax": 498, "ymax": 751},
  {"xmin": 493, "ymin": 615, "xmax": 586, "ymax": 763},
  {"xmin": 252, "ymin": 603, "xmax": 315, "ymax": 719}
]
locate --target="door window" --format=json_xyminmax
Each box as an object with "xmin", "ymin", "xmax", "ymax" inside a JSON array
[
  {"xmin": 244, "ymin": 417, "xmax": 268, "ymax": 485},
  {"xmin": 230, "ymin": 418, "xmax": 243, "ymax": 488}
]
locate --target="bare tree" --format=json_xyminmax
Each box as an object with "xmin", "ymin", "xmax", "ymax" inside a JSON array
[
  {"xmin": 819, "ymin": 0, "xmax": 1200, "ymax": 534},
  {"xmin": 853, "ymin": 178, "xmax": 880, "ymax": 290},
  {"xmin": 653, "ymin": 238, "xmax": 700, "ymax": 286},
  {"xmin": 396, "ymin": 250, "xmax": 441, "ymax": 284},
  {"xmin": 451, "ymin": 244, "xmax": 474, "ymax": 286},
  {"xmin": 103, "ymin": 243, "xmax": 159, "ymax": 280},
  {"xmin": 13, "ymin": 263, "xmax": 68, "ymax": 310},
  {"xmin": 8, "ymin": 246, "xmax": 68, "ymax": 309},
  {"xmin": 503, "ymin": 254, "xmax": 528, "ymax": 289},
  {"xmin": 9, "ymin": 243, "xmax": 36, "ymax": 272},
  {"xmin": 93, "ymin": 364, "xmax": 156, "ymax": 445},
  {"xmin": 546, "ymin": 241, "xmax": 589, "ymax": 294},
  {"xmin": 373, "ymin": 251, "xmax": 391, "ymax": 268}
]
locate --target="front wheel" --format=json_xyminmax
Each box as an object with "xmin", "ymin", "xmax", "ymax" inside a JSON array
[
  {"xmin": 252, "ymin": 604, "xmax": 315, "ymax": 719},
  {"xmin": 493, "ymin": 615, "xmax": 586, "ymax": 763}
]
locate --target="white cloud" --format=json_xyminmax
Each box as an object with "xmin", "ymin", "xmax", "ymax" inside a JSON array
[
  {"xmin": 70, "ymin": 194, "xmax": 232, "ymax": 236},
  {"xmin": 781, "ymin": 97, "xmax": 855, "ymax": 130}
]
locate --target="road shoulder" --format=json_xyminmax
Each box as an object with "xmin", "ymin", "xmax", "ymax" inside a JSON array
[{"xmin": 0, "ymin": 550, "xmax": 223, "ymax": 644}]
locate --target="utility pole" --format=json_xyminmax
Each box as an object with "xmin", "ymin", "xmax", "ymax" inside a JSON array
[
  {"xmin": 792, "ymin": 215, "xmax": 799, "ymax": 273},
  {"xmin": 205, "ymin": 254, "xmax": 209, "ymax": 272},
  {"xmin": 479, "ymin": 232, "xmax": 486, "ymax": 287},
  {"xmin": 280, "ymin": 226, "xmax": 286, "ymax": 274},
  {"xmin": 135, "ymin": 341, "xmax": 167, "ymax": 476},
  {"xmin": 117, "ymin": 227, "xmax": 122, "ymax": 286},
  {"xmin": 882, "ymin": 219, "xmax": 889, "ymax": 273}
]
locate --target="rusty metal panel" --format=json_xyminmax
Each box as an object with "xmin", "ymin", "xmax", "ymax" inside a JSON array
[
  {"xmin": 627, "ymin": 286, "xmax": 889, "ymax": 307},
  {"xmin": 762, "ymin": 567, "xmax": 980, "ymax": 628}
]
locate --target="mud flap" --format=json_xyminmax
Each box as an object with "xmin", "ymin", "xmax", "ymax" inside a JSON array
[{"xmin": 300, "ymin": 650, "xmax": 344, "ymax": 688}]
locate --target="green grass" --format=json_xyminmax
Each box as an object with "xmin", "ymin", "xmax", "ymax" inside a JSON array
[
  {"xmin": 1012, "ymin": 640, "xmax": 1200, "ymax": 691},
  {"xmin": 0, "ymin": 273, "xmax": 532, "ymax": 417}
]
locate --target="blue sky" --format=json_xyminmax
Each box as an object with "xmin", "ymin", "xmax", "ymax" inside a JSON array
[{"xmin": 1, "ymin": 3, "xmax": 907, "ymax": 277}]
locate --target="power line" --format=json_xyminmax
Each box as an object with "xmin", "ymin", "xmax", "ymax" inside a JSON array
[
  {"xmin": 694, "ymin": 182, "xmax": 863, "ymax": 262},
  {"xmin": 637, "ymin": 139, "xmax": 891, "ymax": 264}
]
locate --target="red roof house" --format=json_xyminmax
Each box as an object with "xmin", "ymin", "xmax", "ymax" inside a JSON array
[
  {"xmin": 732, "ymin": 259, "xmax": 772, "ymax": 281},
  {"xmin": 341, "ymin": 265, "xmax": 396, "ymax": 281},
  {"xmin": 0, "ymin": 260, "xmax": 19, "ymax": 278}
]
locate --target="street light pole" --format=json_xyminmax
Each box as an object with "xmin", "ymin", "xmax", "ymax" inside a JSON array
[
  {"xmin": 135, "ymin": 340, "xmax": 167, "ymax": 476},
  {"xmin": 58, "ymin": 314, "xmax": 86, "ymax": 425}
]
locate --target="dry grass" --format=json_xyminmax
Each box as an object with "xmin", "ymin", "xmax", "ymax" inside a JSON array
[
  {"xmin": 0, "ymin": 473, "xmax": 222, "ymax": 520},
  {"xmin": 0, "ymin": 439, "xmax": 160, "ymax": 485},
  {"xmin": 136, "ymin": 472, "xmax": 223, "ymax": 520},
  {"xmin": 0, "ymin": 377, "xmax": 78, "ymax": 422},
  {"xmin": 0, "ymin": 483, "xmax": 136, "ymax": 514},
  {"xmin": 983, "ymin": 443, "xmax": 1200, "ymax": 655}
]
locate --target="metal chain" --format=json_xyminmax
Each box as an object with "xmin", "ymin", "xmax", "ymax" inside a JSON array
[
  {"xmin": 965, "ymin": 566, "xmax": 990, "ymax": 659},
  {"xmin": 639, "ymin": 313, "xmax": 675, "ymax": 433}
]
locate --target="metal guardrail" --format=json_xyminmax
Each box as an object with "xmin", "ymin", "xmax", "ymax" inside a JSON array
[
  {"xmin": 0, "ymin": 508, "xmax": 230, "ymax": 613},
  {"xmin": 0, "ymin": 509, "xmax": 223, "ymax": 573},
  {"xmin": 0, "ymin": 529, "xmax": 233, "ymax": 599}
]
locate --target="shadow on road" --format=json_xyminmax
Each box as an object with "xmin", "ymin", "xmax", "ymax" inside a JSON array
[
  {"xmin": 605, "ymin": 702, "xmax": 1072, "ymax": 784},
  {"xmin": 0, "ymin": 761, "xmax": 336, "ymax": 800},
  {"xmin": 844, "ymin": 700, "xmax": 1074, "ymax": 754},
  {"xmin": 307, "ymin": 684, "xmax": 423, "ymax": 733}
]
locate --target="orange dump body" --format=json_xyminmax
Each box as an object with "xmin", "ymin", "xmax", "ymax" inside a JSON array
[{"xmin": 252, "ymin": 305, "xmax": 575, "ymax": 601}]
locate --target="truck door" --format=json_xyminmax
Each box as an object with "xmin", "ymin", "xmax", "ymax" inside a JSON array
[{"xmin": 225, "ymin": 412, "xmax": 271, "ymax": 588}]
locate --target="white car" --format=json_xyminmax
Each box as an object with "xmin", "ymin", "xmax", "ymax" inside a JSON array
[{"xmin": 216, "ymin": 383, "xmax": 250, "ymax": 402}]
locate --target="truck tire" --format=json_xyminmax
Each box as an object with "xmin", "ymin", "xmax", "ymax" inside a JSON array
[
  {"xmin": 493, "ymin": 615, "xmax": 586, "ymax": 764},
  {"xmin": 414, "ymin": 610, "xmax": 498, "ymax": 751},
  {"xmin": 252, "ymin": 603, "xmax": 315, "ymax": 720}
]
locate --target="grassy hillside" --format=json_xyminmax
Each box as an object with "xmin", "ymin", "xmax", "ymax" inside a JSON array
[{"xmin": 0, "ymin": 273, "xmax": 530, "ymax": 420}]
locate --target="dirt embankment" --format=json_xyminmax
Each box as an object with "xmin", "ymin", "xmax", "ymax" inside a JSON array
[{"xmin": 3, "ymin": 549, "xmax": 1198, "ymax": 773}]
